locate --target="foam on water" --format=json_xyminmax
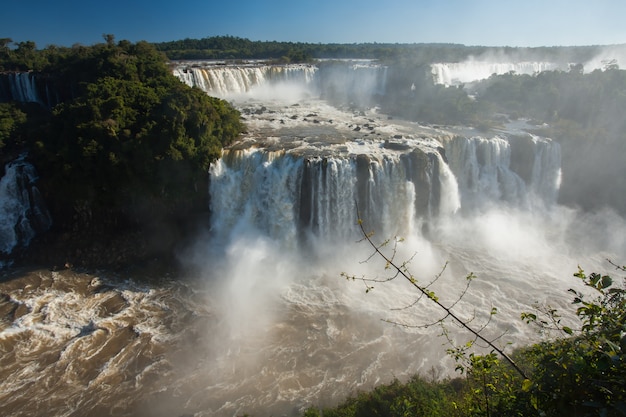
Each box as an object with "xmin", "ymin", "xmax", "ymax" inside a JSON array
[{"xmin": 2, "ymin": 63, "xmax": 625, "ymax": 417}]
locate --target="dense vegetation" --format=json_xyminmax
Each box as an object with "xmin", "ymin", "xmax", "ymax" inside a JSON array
[
  {"xmin": 152, "ymin": 35, "xmax": 607, "ymax": 65},
  {"xmin": 0, "ymin": 36, "xmax": 244, "ymax": 263}
]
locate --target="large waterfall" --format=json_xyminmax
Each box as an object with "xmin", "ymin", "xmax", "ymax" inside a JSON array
[
  {"xmin": 209, "ymin": 147, "xmax": 459, "ymax": 248},
  {"xmin": 172, "ymin": 64, "xmax": 318, "ymax": 98},
  {"xmin": 175, "ymin": 61, "xmax": 564, "ymax": 234},
  {"xmin": 174, "ymin": 60, "xmax": 388, "ymax": 105},
  {"xmin": 2, "ymin": 61, "xmax": 624, "ymax": 417},
  {"xmin": 444, "ymin": 134, "xmax": 562, "ymax": 211}
]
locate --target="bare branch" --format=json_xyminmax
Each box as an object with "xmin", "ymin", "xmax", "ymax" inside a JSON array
[{"xmin": 351, "ymin": 205, "xmax": 528, "ymax": 380}]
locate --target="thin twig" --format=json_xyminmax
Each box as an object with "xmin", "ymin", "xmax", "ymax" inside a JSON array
[{"xmin": 354, "ymin": 209, "xmax": 528, "ymax": 380}]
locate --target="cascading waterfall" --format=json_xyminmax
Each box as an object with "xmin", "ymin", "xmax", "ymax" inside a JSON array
[
  {"xmin": 209, "ymin": 146, "xmax": 460, "ymax": 250},
  {"xmin": 0, "ymin": 156, "xmax": 52, "ymax": 256},
  {"xmin": 442, "ymin": 134, "xmax": 561, "ymax": 212},
  {"xmin": 7, "ymin": 72, "xmax": 42, "ymax": 103},
  {"xmin": 173, "ymin": 64, "xmax": 318, "ymax": 98},
  {"xmin": 0, "ymin": 72, "xmax": 61, "ymax": 107},
  {"xmin": 173, "ymin": 61, "xmax": 388, "ymax": 105},
  {"xmin": 208, "ymin": 149, "xmax": 303, "ymax": 244},
  {"xmin": 431, "ymin": 61, "xmax": 563, "ymax": 86},
  {"xmin": 527, "ymin": 134, "xmax": 562, "ymax": 205}
]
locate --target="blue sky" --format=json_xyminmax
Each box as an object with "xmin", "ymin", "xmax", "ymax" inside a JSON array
[{"xmin": 2, "ymin": 0, "xmax": 625, "ymax": 48}]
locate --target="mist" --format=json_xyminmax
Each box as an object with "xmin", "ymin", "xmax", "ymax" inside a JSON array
[
  {"xmin": 3, "ymin": 38, "xmax": 626, "ymax": 417},
  {"xmin": 161, "ymin": 65, "xmax": 626, "ymax": 414}
]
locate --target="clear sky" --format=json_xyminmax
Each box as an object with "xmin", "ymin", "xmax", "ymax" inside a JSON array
[{"xmin": 2, "ymin": 0, "xmax": 625, "ymax": 48}]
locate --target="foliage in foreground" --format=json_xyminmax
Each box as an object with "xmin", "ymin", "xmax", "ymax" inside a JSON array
[
  {"xmin": 520, "ymin": 266, "xmax": 626, "ymax": 416},
  {"xmin": 306, "ymin": 264, "xmax": 626, "ymax": 417},
  {"xmin": 303, "ymin": 376, "xmax": 464, "ymax": 417}
]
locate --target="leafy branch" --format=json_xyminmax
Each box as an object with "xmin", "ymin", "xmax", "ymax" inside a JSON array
[{"xmin": 343, "ymin": 210, "xmax": 528, "ymax": 380}]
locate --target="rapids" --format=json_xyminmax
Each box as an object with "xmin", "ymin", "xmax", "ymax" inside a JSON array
[{"xmin": 2, "ymin": 61, "xmax": 625, "ymax": 417}]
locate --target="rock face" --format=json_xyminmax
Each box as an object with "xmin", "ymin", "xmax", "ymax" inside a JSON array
[
  {"xmin": 9, "ymin": 207, "xmax": 205, "ymax": 271},
  {"xmin": 0, "ymin": 155, "xmax": 199, "ymax": 270}
]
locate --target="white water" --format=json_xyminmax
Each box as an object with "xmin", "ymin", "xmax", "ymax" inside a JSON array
[
  {"xmin": 174, "ymin": 61, "xmax": 388, "ymax": 105},
  {"xmin": 443, "ymin": 134, "xmax": 562, "ymax": 211},
  {"xmin": 0, "ymin": 157, "xmax": 51, "ymax": 255},
  {"xmin": 431, "ymin": 46, "xmax": 626, "ymax": 86},
  {"xmin": 6, "ymin": 72, "xmax": 43, "ymax": 104},
  {"xmin": 431, "ymin": 61, "xmax": 563, "ymax": 86},
  {"xmin": 2, "ymin": 62, "xmax": 625, "ymax": 417},
  {"xmin": 173, "ymin": 64, "xmax": 319, "ymax": 99}
]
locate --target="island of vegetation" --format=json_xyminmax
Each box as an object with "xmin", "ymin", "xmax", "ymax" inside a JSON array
[{"xmin": 1, "ymin": 35, "xmax": 244, "ymax": 267}]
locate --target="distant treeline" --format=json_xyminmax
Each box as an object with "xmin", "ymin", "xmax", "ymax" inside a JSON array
[
  {"xmin": 153, "ymin": 35, "xmax": 606, "ymax": 64},
  {"xmin": 1, "ymin": 35, "xmax": 616, "ymax": 69}
]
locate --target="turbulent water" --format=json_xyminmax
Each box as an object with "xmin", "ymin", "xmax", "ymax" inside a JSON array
[{"xmin": 2, "ymin": 61, "xmax": 626, "ymax": 417}]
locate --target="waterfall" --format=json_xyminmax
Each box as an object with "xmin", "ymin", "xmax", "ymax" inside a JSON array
[
  {"xmin": 209, "ymin": 146, "xmax": 458, "ymax": 249},
  {"xmin": 173, "ymin": 64, "xmax": 318, "ymax": 98},
  {"xmin": 173, "ymin": 61, "xmax": 388, "ymax": 106},
  {"xmin": 0, "ymin": 157, "xmax": 52, "ymax": 255},
  {"xmin": 8, "ymin": 72, "xmax": 42, "ymax": 103},
  {"xmin": 430, "ymin": 61, "xmax": 562, "ymax": 86},
  {"xmin": 442, "ymin": 133, "xmax": 561, "ymax": 211},
  {"xmin": 0, "ymin": 72, "xmax": 61, "ymax": 108}
]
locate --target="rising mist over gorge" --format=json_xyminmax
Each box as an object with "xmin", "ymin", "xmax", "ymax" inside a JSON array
[
  {"xmin": 1, "ymin": 37, "xmax": 626, "ymax": 417},
  {"xmin": 167, "ymin": 39, "xmax": 626, "ymax": 216}
]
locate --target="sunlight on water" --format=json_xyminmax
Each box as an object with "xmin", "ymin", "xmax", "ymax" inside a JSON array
[{"xmin": 1, "ymin": 62, "xmax": 625, "ymax": 417}]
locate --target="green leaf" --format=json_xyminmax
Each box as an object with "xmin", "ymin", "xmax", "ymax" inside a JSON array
[
  {"xmin": 562, "ymin": 326, "xmax": 573, "ymax": 335},
  {"xmin": 600, "ymin": 275, "xmax": 613, "ymax": 289},
  {"xmin": 522, "ymin": 379, "xmax": 533, "ymax": 392}
]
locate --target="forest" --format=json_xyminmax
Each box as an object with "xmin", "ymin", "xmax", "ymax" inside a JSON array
[
  {"xmin": 151, "ymin": 35, "xmax": 606, "ymax": 64},
  {"xmin": 0, "ymin": 36, "xmax": 245, "ymax": 263}
]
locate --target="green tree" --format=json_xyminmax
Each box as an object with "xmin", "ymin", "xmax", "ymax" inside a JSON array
[
  {"xmin": 2, "ymin": 38, "xmax": 244, "ymax": 238},
  {"xmin": 0, "ymin": 103, "xmax": 27, "ymax": 150},
  {"xmin": 520, "ymin": 265, "xmax": 626, "ymax": 416}
]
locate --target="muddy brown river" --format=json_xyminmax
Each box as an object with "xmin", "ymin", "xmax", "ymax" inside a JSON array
[{"xmin": 1, "ymin": 265, "xmax": 444, "ymax": 417}]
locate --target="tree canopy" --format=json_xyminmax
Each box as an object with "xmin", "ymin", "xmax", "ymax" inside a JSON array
[{"xmin": 0, "ymin": 36, "xmax": 244, "ymax": 241}]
